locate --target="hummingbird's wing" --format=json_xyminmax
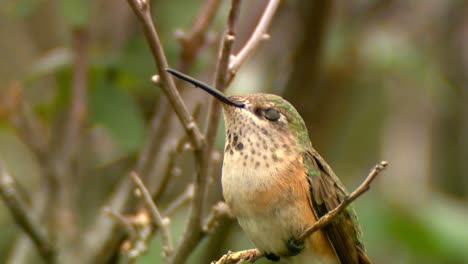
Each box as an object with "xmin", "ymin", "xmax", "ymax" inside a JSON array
[{"xmin": 304, "ymin": 149, "xmax": 371, "ymax": 264}]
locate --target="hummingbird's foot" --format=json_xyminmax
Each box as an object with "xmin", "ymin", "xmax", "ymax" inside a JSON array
[
  {"xmin": 264, "ymin": 252, "xmax": 280, "ymax": 262},
  {"xmin": 286, "ymin": 237, "xmax": 305, "ymax": 256}
]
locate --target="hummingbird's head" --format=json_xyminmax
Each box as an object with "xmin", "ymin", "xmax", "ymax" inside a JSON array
[
  {"xmin": 221, "ymin": 93, "xmax": 311, "ymax": 155},
  {"xmin": 166, "ymin": 69, "xmax": 312, "ymax": 159}
]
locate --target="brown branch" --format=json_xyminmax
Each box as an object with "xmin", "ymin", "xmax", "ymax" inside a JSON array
[
  {"xmin": 211, "ymin": 249, "xmax": 263, "ymax": 264},
  {"xmin": 228, "ymin": 0, "xmax": 281, "ymax": 75},
  {"xmin": 202, "ymin": 202, "xmax": 233, "ymax": 234},
  {"xmin": 41, "ymin": 28, "xmax": 89, "ymax": 263},
  {"xmin": 212, "ymin": 0, "xmax": 241, "ymax": 92},
  {"xmin": 151, "ymin": 143, "xmax": 177, "ymax": 201},
  {"xmin": 212, "ymin": 161, "xmax": 389, "ymax": 263},
  {"xmin": 2, "ymin": 84, "xmax": 50, "ymax": 264},
  {"xmin": 0, "ymin": 161, "xmax": 55, "ymax": 261},
  {"xmin": 104, "ymin": 208, "xmax": 150, "ymax": 260},
  {"xmin": 162, "ymin": 184, "xmax": 195, "ymax": 217},
  {"xmin": 2, "ymin": 83, "xmax": 47, "ymax": 159},
  {"xmin": 199, "ymin": 0, "xmax": 242, "ymax": 222},
  {"xmin": 103, "ymin": 208, "xmax": 138, "ymax": 244},
  {"xmin": 168, "ymin": 1, "xmax": 243, "ymax": 264},
  {"xmin": 127, "ymin": 0, "xmax": 204, "ymax": 150},
  {"xmin": 298, "ymin": 160, "xmax": 388, "ymax": 241},
  {"xmin": 99, "ymin": 0, "xmax": 214, "ymax": 258},
  {"xmin": 60, "ymin": 28, "xmax": 88, "ymax": 163},
  {"xmin": 130, "ymin": 172, "xmax": 173, "ymax": 259},
  {"xmin": 177, "ymin": 0, "xmax": 222, "ymax": 67}
]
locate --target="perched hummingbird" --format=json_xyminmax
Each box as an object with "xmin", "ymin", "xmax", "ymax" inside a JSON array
[{"xmin": 167, "ymin": 69, "xmax": 371, "ymax": 264}]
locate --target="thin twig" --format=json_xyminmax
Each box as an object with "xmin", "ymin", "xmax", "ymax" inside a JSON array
[
  {"xmin": 130, "ymin": 172, "xmax": 173, "ymax": 259},
  {"xmin": 104, "ymin": 208, "xmax": 150, "ymax": 260},
  {"xmin": 177, "ymin": 0, "xmax": 222, "ymax": 67},
  {"xmin": 0, "ymin": 161, "xmax": 55, "ymax": 261},
  {"xmin": 163, "ymin": 184, "xmax": 195, "ymax": 217},
  {"xmin": 211, "ymin": 249, "xmax": 263, "ymax": 264},
  {"xmin": 3, "ymin": 83, "xmax": 47, "ymax": 159},
  {"xmin": 228, "ymin": 0, "xmax": 280, "ymax": 76},
  {"xmin": 202, "ymin": 201, "xmax": 233, "ymax": 234},
  {"xmin": 200, "ymin": 0, "xmax": 242, "ymax": 223},
  {"xmin": 127, "ymin": 0, "xmax": 204, "ymax": 150},
  {"xmin": 212, "ymin": 0, "xmax": 241, "ymax": 92},
  {"xmin": 212, "ymin": 161, "xmax": 389, "ymax": 263},
  {"xmin": 169, "ymin": 1, "xmax": 243, "ymax": 264},
  {"xmin": 103, "ymin": 208, "xmax": 138, "ymax": 243},
  {"xmin": 61, "ymin": 28, "xmax": 88, "ymax": 163},
  {"xmin": 151, "ymin": 143, "xmax": 177, "ymax": 201},
  {"xmin": 298, "ymin": 161, "xmax": 388, "ymax": 241}
]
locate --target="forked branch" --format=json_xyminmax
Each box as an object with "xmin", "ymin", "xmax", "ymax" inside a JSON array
[
  {"xmin": 127, "ymin": 0, "xmax": 204, "ymax": 150},
  {"xmin": 228, "ymin": 0, "xmax": 281, "ymax": 76},
  {"xmin": 0, "ymin": 161, "xmax": 55, "ymax": 261},
  {"xmin": 130, "ymin": 172, "xmax": 173, "ymax": 259}
]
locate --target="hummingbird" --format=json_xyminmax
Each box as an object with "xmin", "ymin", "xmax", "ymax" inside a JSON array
[{"xmin": 167, "ymin": 69, "xmax": 371, "ymax": 264}]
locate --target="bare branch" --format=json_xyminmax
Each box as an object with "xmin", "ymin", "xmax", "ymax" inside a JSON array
[
  {"xmin": 212, "ymin": 0, "xmax": 241, "ymax": 91},
  {"xmin": 125, "ymin": 213, "xmax": 153, "ymax": 260},
  {"xmin": 151, "ymin": 143, "xmax": 177, "ymax": 201},
  {"xmin": 299, "ymin": 161, "xmax": 389, "ymax": 241},
  {"xmin": 211, "ymin": 249, "xmax": 263, "ymax": 264},
  {"xmin": 212, "ymin": 161, "xmax": 388, "ymax": 263},
  {"xmin": 169, "ymin": 1, "xmax": 243, "ymax": 263},
  {"xmin": 103, "ymin": 208, "xmax": 138, "ymax": 243},
  {"xmin": 60, "ymin": 28, "xmax": 88, "ymax": 162},
  {"xmin": 104, "ymin": 208, "xmax": 151, "ymax": 260},
  {"xmin": 202, "ymin": 202, "xmax": 233, "ymax": 234},
  {"xmin": 2, "ymin": 83, "xmax": 47, "ymax": 159},
  {"xmin": 126, "ymin": 0, "xmax": 204, "ymax": 150},
  {"xmin": 228, "ymin": 0, "xmax": 281, "ymax": 75},
  {"xmin": 130, "ymin": 172, "xmax": 173, "ymax": 259},
  {"xmin": 163, "ymin": 184, "xmax": 195, "ymax": 217},
  {"xmin": 177, "ymin": 0, "xmax": 222, "ymax": 66},
  {"xmin": 0, "ymin": 161, "xmax": 54, "ymax": 261}
]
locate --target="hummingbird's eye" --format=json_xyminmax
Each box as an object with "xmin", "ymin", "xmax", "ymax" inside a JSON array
[{"xmin": 264, "ymin": 108, "xmax": 280, "ymax": 122}]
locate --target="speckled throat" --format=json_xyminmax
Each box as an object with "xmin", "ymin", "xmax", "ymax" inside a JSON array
[{"xmin": 222, "ymin": 105, "xmax": 298, "ymax": 172}]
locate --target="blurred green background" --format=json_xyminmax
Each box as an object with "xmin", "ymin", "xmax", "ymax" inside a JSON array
[{"xmin": 1, "ymin": 0, "xmax": 468, "ymax": 263}]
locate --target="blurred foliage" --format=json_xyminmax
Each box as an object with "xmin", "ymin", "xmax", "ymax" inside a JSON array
[{"xmin": 1, "ymin": 0, "xmax": 468, "ymax": 263}]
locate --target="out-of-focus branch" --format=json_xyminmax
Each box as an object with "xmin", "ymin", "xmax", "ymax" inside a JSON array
[
  {"xmin": 127, "ymin": 0, "xmax": 204, "ymax": 151},
  {"xmin": 0, "ymin": 162, "xmax": 55, "ymax": 261},
  {"xmin": 85, "ymin": 0, "xmax": 212, "ymax": 257},
  {"xmin": 177, "ymin": 0, "xmax": 222, "ymax": 68},
  {"xmin": 228, "ymin": 0, "xmax": 280, "ymax": 77},
  {"xmin": 130, "ymin": 172, "xmax": 173, "ymax": 259},
  {"xmin": 45, "ymin": 28, "xmax": 89, "ymax": 263},
  {"xmin": 212, "ymin": 161, "xmax": 388, "ymax": 263},
  {"xmin": 2, "ymin": 83, "xmax": 47, "ymax": 159},
  {"xmin": 197, "ymin": 0, "xmax": 242, "ymax": 221},
  {"xmin": 60, "ymin": 29, "xmax": 88, "ymax": 163},
  {"xmin": 202, "ymin": 201, "xmax": 233, "ymax": 233},
  {"xmin": 162, "ymin": 184, "xmax": 195, "ymax": 216},
  {"xmin": 104, "ymin": 208, "xmax": 150, "ymax": 260},
  {"xmin": 151, "ymin": 143, "xmax": 177, "ymax": 201},
  {"xmin": 104, "ymin": 209, "xmax": 137, "ymax": 242},
  {"xmin": 169, "ymin": 1, "xmax": 242, "ymax": 264}
]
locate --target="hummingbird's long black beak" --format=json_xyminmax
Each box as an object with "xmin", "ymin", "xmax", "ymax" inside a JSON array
[{"xmin": 166, "ymin": 69, "xmax": 245, "ymax": 108}]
